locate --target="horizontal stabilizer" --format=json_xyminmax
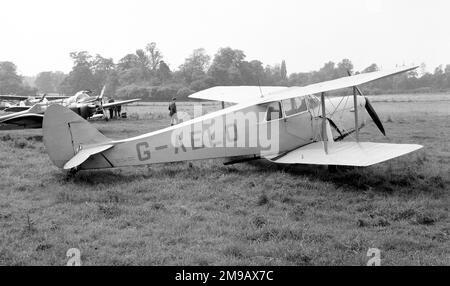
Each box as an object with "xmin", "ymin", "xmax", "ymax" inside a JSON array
[
  {"xmin": 189, "ymin": 86, "xmax": 288, "ymax": 103},
  {"xmin": 63, "ymin": 144, "xmax": 114, "ymax": 170},
  {"xmin": 267, "ymin": 142, "xmax": 423, "ymax": 167}
]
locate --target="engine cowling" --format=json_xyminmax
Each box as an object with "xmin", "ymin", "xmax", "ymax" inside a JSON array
[{"xmin": 70, "ymin": 104, "xmax": 91, "ymax": 119}]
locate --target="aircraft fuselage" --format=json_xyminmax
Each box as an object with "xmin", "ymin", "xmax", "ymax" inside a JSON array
[{"xmin": 78, "ymin": 95, "xmax": 367, "ymax": 169}]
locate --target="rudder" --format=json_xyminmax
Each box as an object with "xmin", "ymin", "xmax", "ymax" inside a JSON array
[{"xmin": 43, "ymin": 104, "xmax": 112, "ymax": 169}]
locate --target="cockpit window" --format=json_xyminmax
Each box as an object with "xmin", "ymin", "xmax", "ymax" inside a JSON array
[
  {"xmin": 283, "ymin": 98, "xmax": 296, "ymax": 116},
  {"xmin": 306, "ymin": 95, "xmax": 320, "ymax": 109},
  {"xmin": 75, "ymin": 92, "xmax": 90, "ymax": 102},
  {"xmin": 266, "ymin": 102, "xmax": 283, "ymax": 121},
  {"xmin": 282, "ymin": 96, "xmax": 308, "ymax": 116}
]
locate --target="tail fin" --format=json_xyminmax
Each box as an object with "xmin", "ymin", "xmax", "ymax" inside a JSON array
[{"xmin": 43, "ymin": 104, "xmax": 113, "ymax": 169}]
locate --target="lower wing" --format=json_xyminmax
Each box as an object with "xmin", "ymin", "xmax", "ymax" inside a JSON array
[{"xmin": 266, "ymin": 141, "xmax": 423, "ymax": 167}]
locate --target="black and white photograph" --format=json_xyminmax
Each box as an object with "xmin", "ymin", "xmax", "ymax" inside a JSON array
[{"xmin": 0, "ymin": 0, "xmax": 448, "ymax": 270}]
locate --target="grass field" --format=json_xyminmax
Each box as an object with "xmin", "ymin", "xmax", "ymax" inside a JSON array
[{"xmin": 0, "ymin": 96, "xmax": 449, "ymax": 265}]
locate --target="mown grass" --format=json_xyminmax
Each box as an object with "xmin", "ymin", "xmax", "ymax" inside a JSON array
[{"xmin": 0, "ymin": 100, "xmax": 448, "ymax": 265}]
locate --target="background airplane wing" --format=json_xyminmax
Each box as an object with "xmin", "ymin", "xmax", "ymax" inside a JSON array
[
  {"xmin": 3, "ymin": 106, "xmax": 31, "ymax": 112},
  {"xmin": 0, "ymin": 95, "xmax": 29, "ymax": 101},
  {"xmin": 44, "ymin": 95, "xmax": 70, "ymax": 100},
  {"xmin": 266, "ymin": 141, "xmax": 423, "ymax": 167},
  {"xmin": 0, "ymin": 113, "xmax": 43, "ymax": 130},
  {"xmin": 188, "ymin": 86, "xmax": 288, "ymax": 103},
  {"xmin": 258, "ymin": 65, "xmax": 418, "ymax": 104},
  {"xmin": 0, "ymin": 95, "xmax": 68, "ymax": 101},
  {"xmin": 102, "ymin": 99, "xmax": 141, "ymax": 109}
]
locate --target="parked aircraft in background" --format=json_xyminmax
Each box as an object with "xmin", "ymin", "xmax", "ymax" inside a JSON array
[
  {"xmin": 0, "ymin": 86, "xmax": 140, "ymax": 130},
  {"xmin": 0, "ymin": 94, "xmax": 69, "ymax": 112},
  {"xmin": 42, "ymin": 66, "xmax": 422, "ymax": 174}
]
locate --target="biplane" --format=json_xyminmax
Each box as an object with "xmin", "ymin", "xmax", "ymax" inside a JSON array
[
  {"xmin": 0, "ymin": 87, "xmax": 140, "ymax": 130},
  {"xmin": 42, "ymin": 66, "xmax": 422, "ymax": 173}
]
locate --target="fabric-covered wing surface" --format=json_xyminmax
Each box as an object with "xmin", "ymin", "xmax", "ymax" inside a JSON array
[
  {"xmin": 259, "ymin": 66, "xmax": 418, "ymax": 104},
  {"xmin": 266, "ymin": 141, "xmax": 423, "ymax": 167},
  {"xmin": 188, "ymin": 86, "xmax": 288, "ymax": 103}
]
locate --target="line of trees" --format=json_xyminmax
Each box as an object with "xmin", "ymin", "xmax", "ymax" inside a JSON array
[
  {"xmin": 0, "ymin": 62, "xmax": 37, "ymax": 96},
  {"xmin": 2, "ymin": 43, "xmax": 450, "ymax": 99}
]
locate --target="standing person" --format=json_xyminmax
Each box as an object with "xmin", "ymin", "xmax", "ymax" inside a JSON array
[
  {"xmin": 169, "ymin": 97, "xmax": 178, "ymax": 126},
  {"xmin": 116, "ymin": 105, "xmax": 122, "ymax": 118},
  {"xmin": 108, "ymin": 98, "xmax": 115, "ymax": 119}
]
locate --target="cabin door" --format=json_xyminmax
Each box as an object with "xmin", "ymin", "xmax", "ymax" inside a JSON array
[{"xmin": 282, "ymin": 97, "xmax": 313, "ymax": 145}]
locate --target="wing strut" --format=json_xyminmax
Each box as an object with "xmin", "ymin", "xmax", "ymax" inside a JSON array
[
  {"xmin": 320, "ymin": 92, "xmax": 328, "ymax": 154},
  {"xmin": 353, "ymin": 86, "xmax": 359, "ymax": 142}
]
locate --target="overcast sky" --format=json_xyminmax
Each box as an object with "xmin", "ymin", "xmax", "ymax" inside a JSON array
[{"xmin": 1, "ymin": 0, "xmax": 449, "ymax": 76}]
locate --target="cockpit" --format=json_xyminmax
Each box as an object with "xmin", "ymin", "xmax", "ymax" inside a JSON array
[
  {"xmin": 65, "ymin": 91, "xmax": 92, "ymax": 104},
  {"xmin": 74, "ymin": 91, "xmax": 92, "ymax": 102},
  {"xmin": 264, "ymin": 95, "xmax": 320, "ymax": 121}
]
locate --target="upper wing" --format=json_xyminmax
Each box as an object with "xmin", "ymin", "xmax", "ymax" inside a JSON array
[
  {"xmin": 102, "ymin": 99, "xmax": 141, "ymax": 109},
  {"xmin": 188, "ymin": 86, "xmax": 288, "ymax": 103},
  {"xmin": 266, "ymin": 141, "xmax": 423, "ymax": 167},
  {"xmin": 0, "ymin": 113, "xmax": 43, "ymax": 130},
  {"xmin": 259, "ymin": 66, "xmax": 418, "ymax": 104}
]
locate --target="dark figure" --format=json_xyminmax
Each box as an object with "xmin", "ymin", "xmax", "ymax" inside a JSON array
[
  {"xmin": 169, "ymin": 97, "xmax": 178, "ymax": 126},
  {"xmin": 115, "ymin": 105, "xmax": 122, "ymax": 118},
  {"xmin": 108, "ymin": 98, "xmax": 115, "ymax": 119}
]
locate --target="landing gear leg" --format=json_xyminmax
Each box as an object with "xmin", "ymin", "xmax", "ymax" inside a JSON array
[{"xmin": 66, "ymin": 167, "xmax": 79, "ymax": 179}]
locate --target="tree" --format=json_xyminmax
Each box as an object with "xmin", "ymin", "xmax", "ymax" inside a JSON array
[
  {"xmin": 0, "ymin": 61, "xmax": 35, "ymax": 95},
  {"xmin": 0, "ymin": 61, "xmax": 23, "ymax": 94},
  {"xmin": 70, "ymin": 51, "xmax": 92, "ymax": 68},
  {"xmin": 145, "ymin": 42, "xmax": 163, "ymax": 71},
  {"xmin": 35, "ymin": 71, "xmax": 54, "ymax": 93},
  {"xmin": 433, "ymin": 65, "xmax": 445, "ymax": 89},
  {"xmin": 179, "ymin": 48, "xmax": 211, "ymax": 84},
  {"xmin": 61, "ymin": 51, "xmax": 96, "ymax": 94},
  {"xmin": 361, "ymin": 63, "xmax": 379, "ymax": 73},
  {"xmin": 117, "ymin": 54, "xmax": 141, "ymax": 86},
  {"xmin": 117, "ymin": 54, "xmax": 139, "ymax": 71},
  {"xmin": 288, "ymin": 72, "xmax": 310, "ymax": 86},
  {"xmin": 35, "ymin": 71, "xmax": 67, "ymax": 93},
  {"xmin": 208, "ymin": 47, "xmax": 245, "ymax": 85},
  {"xmin": 157, "ymin": 60, "xmax": 172, "ymax": 83},
  {"xmin": 135, "ymin": 49, "xmax": 151, "ymax": 82},
  {"xmin": 92, "ymin": 55, "xmax": 116, "ymax": 95},
  {"xmin": 336, "ymin": 58, "xmax": 354, "ymax": 77},
  {"xmin": 281, "ymin": 60, "xmax": 287, "ymax": 81},
  {"xmin": 239, "ymin": 60, "xmax": 265, "ymax": 85}
]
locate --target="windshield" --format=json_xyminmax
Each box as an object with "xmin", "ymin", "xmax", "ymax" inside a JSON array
[{"xmin": 75, "ymin": 91, "xmax": 91, "ymax": 102}]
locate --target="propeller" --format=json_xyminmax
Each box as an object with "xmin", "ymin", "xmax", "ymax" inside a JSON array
[
  {"xmin": 347, "ymin": 71, "xmax": 386, "ymax": 136},
  {"xmin": 95, "ymin": 85, "xmax": 107, "ymax": 119},
  {"xmin": 39, "ymin": 93, "xmax": 47, "ymax": 103},
  {"xmin": 97, "ymin": 85, "xmax": 106, "ymax": 101}
]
